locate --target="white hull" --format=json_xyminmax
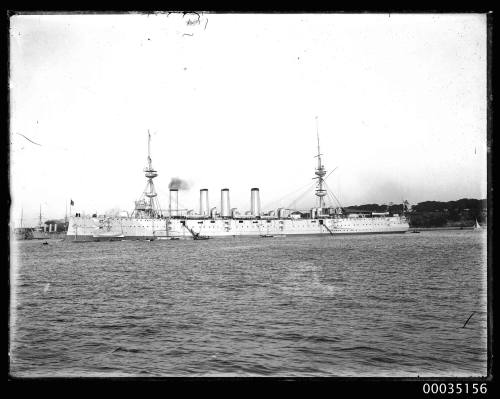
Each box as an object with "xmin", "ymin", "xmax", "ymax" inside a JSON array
[{"xmin": 66, "ymin": 215, "xmax": 409, "ymax": 240}]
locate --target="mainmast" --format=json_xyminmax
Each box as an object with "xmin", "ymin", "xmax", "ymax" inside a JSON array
[{"xmin": 314, "ymin": 117, "xmax": 327, "ymax": 209}]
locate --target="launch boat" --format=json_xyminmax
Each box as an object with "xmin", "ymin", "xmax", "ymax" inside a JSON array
[{"xmin": 66, "ymin": 129, "xmax": 409, "ymax": 241}]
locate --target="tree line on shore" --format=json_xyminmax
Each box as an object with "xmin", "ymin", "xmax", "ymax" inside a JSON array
[{"xmin": 346, "ymin": 198, "xmax": 487, "ymax": 228}]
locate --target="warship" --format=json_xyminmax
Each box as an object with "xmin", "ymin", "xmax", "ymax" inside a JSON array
[
  {"xmin": 12, "ymin": 208, "xmax": 66, "ymax": 240},
  {"xmin": 66, "ymin": 128, "xmax": 409, "ymax": 241}
]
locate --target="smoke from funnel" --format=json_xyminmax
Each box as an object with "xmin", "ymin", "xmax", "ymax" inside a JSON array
[{"xmin": 168, "ymin": 177, "xmax": 190, "ymax": 190}]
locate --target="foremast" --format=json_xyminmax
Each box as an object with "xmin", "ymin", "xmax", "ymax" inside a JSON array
[
  {"xmin": 314, "ymin": 117, "xmax": 327, "ymax": 209},
  {"xmin": 132, "ymin": 131, "xmax": 163, "ymax": 218}
]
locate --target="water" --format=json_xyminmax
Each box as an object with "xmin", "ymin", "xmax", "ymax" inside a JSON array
[{"xmin": 9, "ymin": 230, "xmax": 488, "ymax": 377}]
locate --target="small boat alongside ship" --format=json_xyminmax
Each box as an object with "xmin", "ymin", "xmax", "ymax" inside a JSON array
[
  {"xmin": 92, "ymin": 232, "xmax": 125, "ymax": 239},
  {"xmin": 260, "ymin": 234, "xmax": 286, "ymax": 238},
  {"xmin": 66, "ymin": 127, "xmax": 410, "ymax": 241}
]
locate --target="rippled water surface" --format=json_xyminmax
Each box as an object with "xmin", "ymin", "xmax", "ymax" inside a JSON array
[{"xmin": 10, "ymin": 230, "xmax": 488, "ymax": 377}]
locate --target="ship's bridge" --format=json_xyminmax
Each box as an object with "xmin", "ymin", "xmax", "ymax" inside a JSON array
[{"xmin": 134, "ymin": 199, "xmax": 152, "ymax": 211}]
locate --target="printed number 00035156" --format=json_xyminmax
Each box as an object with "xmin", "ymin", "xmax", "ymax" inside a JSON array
[{"xmin": 423, "ymin": 383, "xmax": 487, "ymax": 394}]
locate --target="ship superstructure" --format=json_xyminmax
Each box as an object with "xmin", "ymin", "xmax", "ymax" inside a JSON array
[
  {"xmin": 66, "ymin": 127, "xmax": 409, "ymax": 241},
  {"xmin": 27, "ymin": 205, "xmax": 67, "ymax": 240}
]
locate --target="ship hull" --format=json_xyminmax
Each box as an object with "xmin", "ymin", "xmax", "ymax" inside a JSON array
[
  {"xmin": 66, "ymin": 230, "xmax": 408, "ymax": 242},
  {"xmin": 32, "ymin": 231, "xmax": 66, "ymax": 240},
  {"xmin": 66, "ymin": 215, "xmax": 409, "ymax": 241}
]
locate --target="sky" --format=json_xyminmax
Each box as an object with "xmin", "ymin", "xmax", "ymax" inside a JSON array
[{"xmin": 9, "ymin": 13, "xmax": 488, "ymax": 226}]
